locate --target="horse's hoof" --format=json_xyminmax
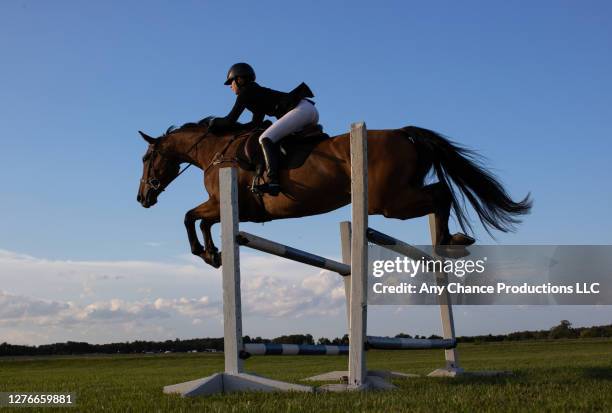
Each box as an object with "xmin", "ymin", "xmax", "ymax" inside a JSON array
[
  {"xmin": 210, "ymin": 251, "xmax": 222, "ymax": 268},
  {"xmin": 197, "ymin": 251, "xmax": 221, "ymax": 268},
  {"xmin": 450, "ymin": 233, "xmax": 475, "ymax": 246}
]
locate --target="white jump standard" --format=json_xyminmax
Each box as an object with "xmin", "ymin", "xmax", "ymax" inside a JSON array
[{"xmin": 163, "ymin": 167, "xmax": 315, "ymax": 397}]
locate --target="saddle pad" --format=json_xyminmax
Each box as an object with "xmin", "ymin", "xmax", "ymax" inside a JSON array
[{"xmin": 241, "ymin": 125, "xmax": 330, "ymax": 171}]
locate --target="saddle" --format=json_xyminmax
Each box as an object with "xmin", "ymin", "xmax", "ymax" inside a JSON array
[{"xmin": 237, "ymin": 123, "xmax": 330, "ymax": 176}]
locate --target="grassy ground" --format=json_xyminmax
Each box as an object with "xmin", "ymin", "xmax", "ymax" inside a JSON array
[{"xmin": 1, "ymin": 339, "xmax": 611, "ymax": 412}]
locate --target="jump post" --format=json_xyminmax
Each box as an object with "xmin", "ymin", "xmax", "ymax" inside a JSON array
[{"xmin": 163, "ymin": 122, "xmax": 507, "ymax": 397}]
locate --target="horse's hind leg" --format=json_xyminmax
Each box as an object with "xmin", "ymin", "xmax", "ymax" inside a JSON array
[
  {"xmin": 428, "ymin": 183, "xmax": 476, "ymax": 246},
  {"xmin": 425, "ymin": 183, "xmax": 452, "ymax": 245},
  {"xmin": 377, "ymin": 182, "xmax": 473, "ymax": 246},
  {"xmin": 426, "ymin": 183, "xmax": 474, "ymax": 246}
]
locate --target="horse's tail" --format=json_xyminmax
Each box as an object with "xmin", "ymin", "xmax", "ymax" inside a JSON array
[{"xmin": 402, "ymin": 126, "xmax": 532, "ymax": 236}]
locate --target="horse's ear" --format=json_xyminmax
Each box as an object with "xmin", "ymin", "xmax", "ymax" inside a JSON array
[{"xmin": 138, "ymin": 131, "xmax": 157, "ymax": 145}]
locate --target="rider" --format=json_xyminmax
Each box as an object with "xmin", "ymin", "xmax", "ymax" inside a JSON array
[{"xmin": 211, "ymin": 63, "xmax": 318, "ymax": 196}]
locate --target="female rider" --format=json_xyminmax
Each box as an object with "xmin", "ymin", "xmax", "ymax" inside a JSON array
[{"xmin": 211, "ymin": 63, "xmax": 318, "ymax": 196}]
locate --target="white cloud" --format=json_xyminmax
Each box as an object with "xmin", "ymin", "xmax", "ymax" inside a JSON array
[
  {"xmin": 0, "ymin": 291, "xmax": 70, "ymax": 320},
  {"xmin": 0, "ymin": 291, "xmax": 220, "ymax": 328},
  {"xmin": 154, "ymin": 296, "xmax": 218, "ymax": 318},
  {"xmin": 242, "ymin": 270, "xmax": 345, "ymax": 318},
  {"xmin": 1, "ymin": 248, "xmax": 610, "ymax": 346},
  {"xmin": 0, "ymin": 248, "xmax": 219, "ymax": 304},
  {"xmin": 0, "ymin": 248, "xmax": 349, "ymax": 344},
  {"xmin": 0, "ymin": 268, "xmax": 345, "ymax": 328}
]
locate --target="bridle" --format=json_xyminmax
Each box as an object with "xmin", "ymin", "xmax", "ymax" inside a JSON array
[
  {"xmin": 140, "ymin": 125, "xmax": 256, "ymax": 198},
  {"xmin": 141, "ymin": 130, "xmax": 211, "ymax": 194},
  {"xmin": 141, "ymin": 149, "xmax": 179, "ymax": 193}
]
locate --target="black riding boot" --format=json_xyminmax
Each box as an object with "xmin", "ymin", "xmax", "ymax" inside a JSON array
[{"xmin": 256, "ymin": 138, "xmax": 281, "ymax": 196}]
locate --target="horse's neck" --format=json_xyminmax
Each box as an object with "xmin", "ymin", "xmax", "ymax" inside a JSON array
[{"xmin": 163, "ymin": 130, "xmax": 231, "ymax": 170}]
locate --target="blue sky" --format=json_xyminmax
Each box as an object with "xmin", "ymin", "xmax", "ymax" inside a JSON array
[{"xmin": 0, "ymin": 1, "xmax": 610, "ymax": 345}]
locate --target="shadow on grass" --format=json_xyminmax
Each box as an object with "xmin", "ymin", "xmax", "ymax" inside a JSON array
[
  {"xmin": 428, "ymin": 372, "xmax": 524, "ymax": 387},
  {"xmin": 582, "ymin": 366, "xmax": 612, "ymax": 381}
]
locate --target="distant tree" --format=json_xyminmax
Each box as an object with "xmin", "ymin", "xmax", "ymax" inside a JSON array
[
  {"xmin": 272, "ymin": 334, "xmax": 314, "ymax": 345},
  {"xmin": 579, "ymin": 328, "xmax": 600, "ymax": 338},
  {"xmin": 549, "ymin": 320, "xmax": 578, "ymax": 339},
  {"xmin": 2, "ymin": 321, "xmax": 611, "ymax": 357}
]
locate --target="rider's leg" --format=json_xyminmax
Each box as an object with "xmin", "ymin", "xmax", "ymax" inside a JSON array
[
  {"xmin": 256, "ymin": 100, "xmax": 319, "ymax": 195},
  {"xmin": 259, "ymin": 137, "xmax": 280, "ymax": 195}
]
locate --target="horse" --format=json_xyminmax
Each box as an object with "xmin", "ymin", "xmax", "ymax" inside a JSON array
[{"xmin": 136, "ymin": 122, "xmax": 531, "ymax": 268}]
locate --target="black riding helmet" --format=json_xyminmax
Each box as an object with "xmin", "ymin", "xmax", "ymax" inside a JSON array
[{"xmin": 224, "ymin": 63, "xmax": 256, "ymax": 85}]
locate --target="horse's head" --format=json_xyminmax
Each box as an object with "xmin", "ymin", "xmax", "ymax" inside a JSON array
[{"xmin": 136, "ymin": 131, "xmax": 181, "ymax": 208}]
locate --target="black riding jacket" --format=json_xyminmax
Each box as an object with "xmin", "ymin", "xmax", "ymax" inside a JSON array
[{"xmin": 221, "ymin": 81, "xmax": 314, "ymax": 129}]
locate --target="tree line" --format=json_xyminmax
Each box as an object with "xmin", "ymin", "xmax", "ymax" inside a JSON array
[{"xmin": 1, "ymin": 321, "xmax": 610, "ymax": 357}]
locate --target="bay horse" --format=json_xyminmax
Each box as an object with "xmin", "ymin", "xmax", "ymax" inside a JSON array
[{"xmin": 136, "ymin": 122, "xmax": 531, "ymax": 268}]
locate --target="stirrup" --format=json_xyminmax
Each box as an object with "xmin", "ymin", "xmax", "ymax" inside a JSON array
[{"xmin": 253, "ymin": 182, "xmax": 281, "ymax": 196}]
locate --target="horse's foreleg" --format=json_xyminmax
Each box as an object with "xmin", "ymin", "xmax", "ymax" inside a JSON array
[
  {"xmin": 184, "ymin": 200, "xmax": 221, "ymax": 268},
  {"xmin": 200, "ymin": 218, "xmax": 221, "ymax": 268}
]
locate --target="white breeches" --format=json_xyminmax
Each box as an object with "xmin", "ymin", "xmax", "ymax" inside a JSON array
[{"xmin": 259, "ymin": 99, "xmax": 319, "ymax": 143}]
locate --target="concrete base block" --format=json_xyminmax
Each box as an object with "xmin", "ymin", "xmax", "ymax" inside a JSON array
[
  {"xmin": 308, "ymin": 367, "xmax": 511, "ymax": 383},
  {"xmin": 305, "ymin": 369, "xmax": 419, "ymax": 382},
  {"xmin": 428, "ymin": 368, "xmax": 513, "ymax": 378},
  {"xmin": 164, "ymin": 372, "xmax": 314, "ymax": 397},
  {"xmin": 304, "ymin": 370, "xmax": 347, "ymax": 382},
  {"xmin": 428, "ymin": 367, "xmax": 465, "ymax": 377},
  {"xmin": 369, "ymin": 370, "xmax": 421, "ymax": 379},
  {"xmin": 318, "ymin": 375, "xmax": 397, "ymax": 392}
]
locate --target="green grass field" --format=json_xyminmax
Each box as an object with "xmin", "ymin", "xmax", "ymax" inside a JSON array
[{"xmin": 1, "ymin": 339, "xmax": 611, "ymax": 412}]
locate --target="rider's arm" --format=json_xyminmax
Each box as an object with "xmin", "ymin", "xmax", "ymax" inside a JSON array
[
  {"xmin": 224, "ymin": 95, "xmax": 247, "ymax": 123},
  {"xmin": 212, "ymin": 86, "xmax": 265, "ymax": 131},
  {"xmin": 208, "ymin": 95, "xmax": 248, "ymax": 132},
  {"xmin": 217, "ymin": 93, "xmax": 265, "ymax": 130}
]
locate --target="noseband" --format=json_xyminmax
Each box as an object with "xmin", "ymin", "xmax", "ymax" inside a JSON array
[{"xmin": 141, "ymin": 149, "xmax": 166, "ymax": 193}]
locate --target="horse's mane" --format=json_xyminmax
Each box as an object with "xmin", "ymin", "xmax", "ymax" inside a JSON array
[{"xmin": 164, "ymin": 119, "xmax": 208, "ymax": 137}]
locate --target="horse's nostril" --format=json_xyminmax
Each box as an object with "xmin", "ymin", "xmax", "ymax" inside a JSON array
[{"xmin": 137, "ymin": 195, "xmax": 141, "ymax": 203}]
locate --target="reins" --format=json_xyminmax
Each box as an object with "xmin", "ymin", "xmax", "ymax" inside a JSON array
[
  {"xmin": 145, "ymin": 127, "xmax": 255, "ymax": 194},
  {"xmin": 169, "ymin": 130, "xmax": 212, "ymax": 184}
]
